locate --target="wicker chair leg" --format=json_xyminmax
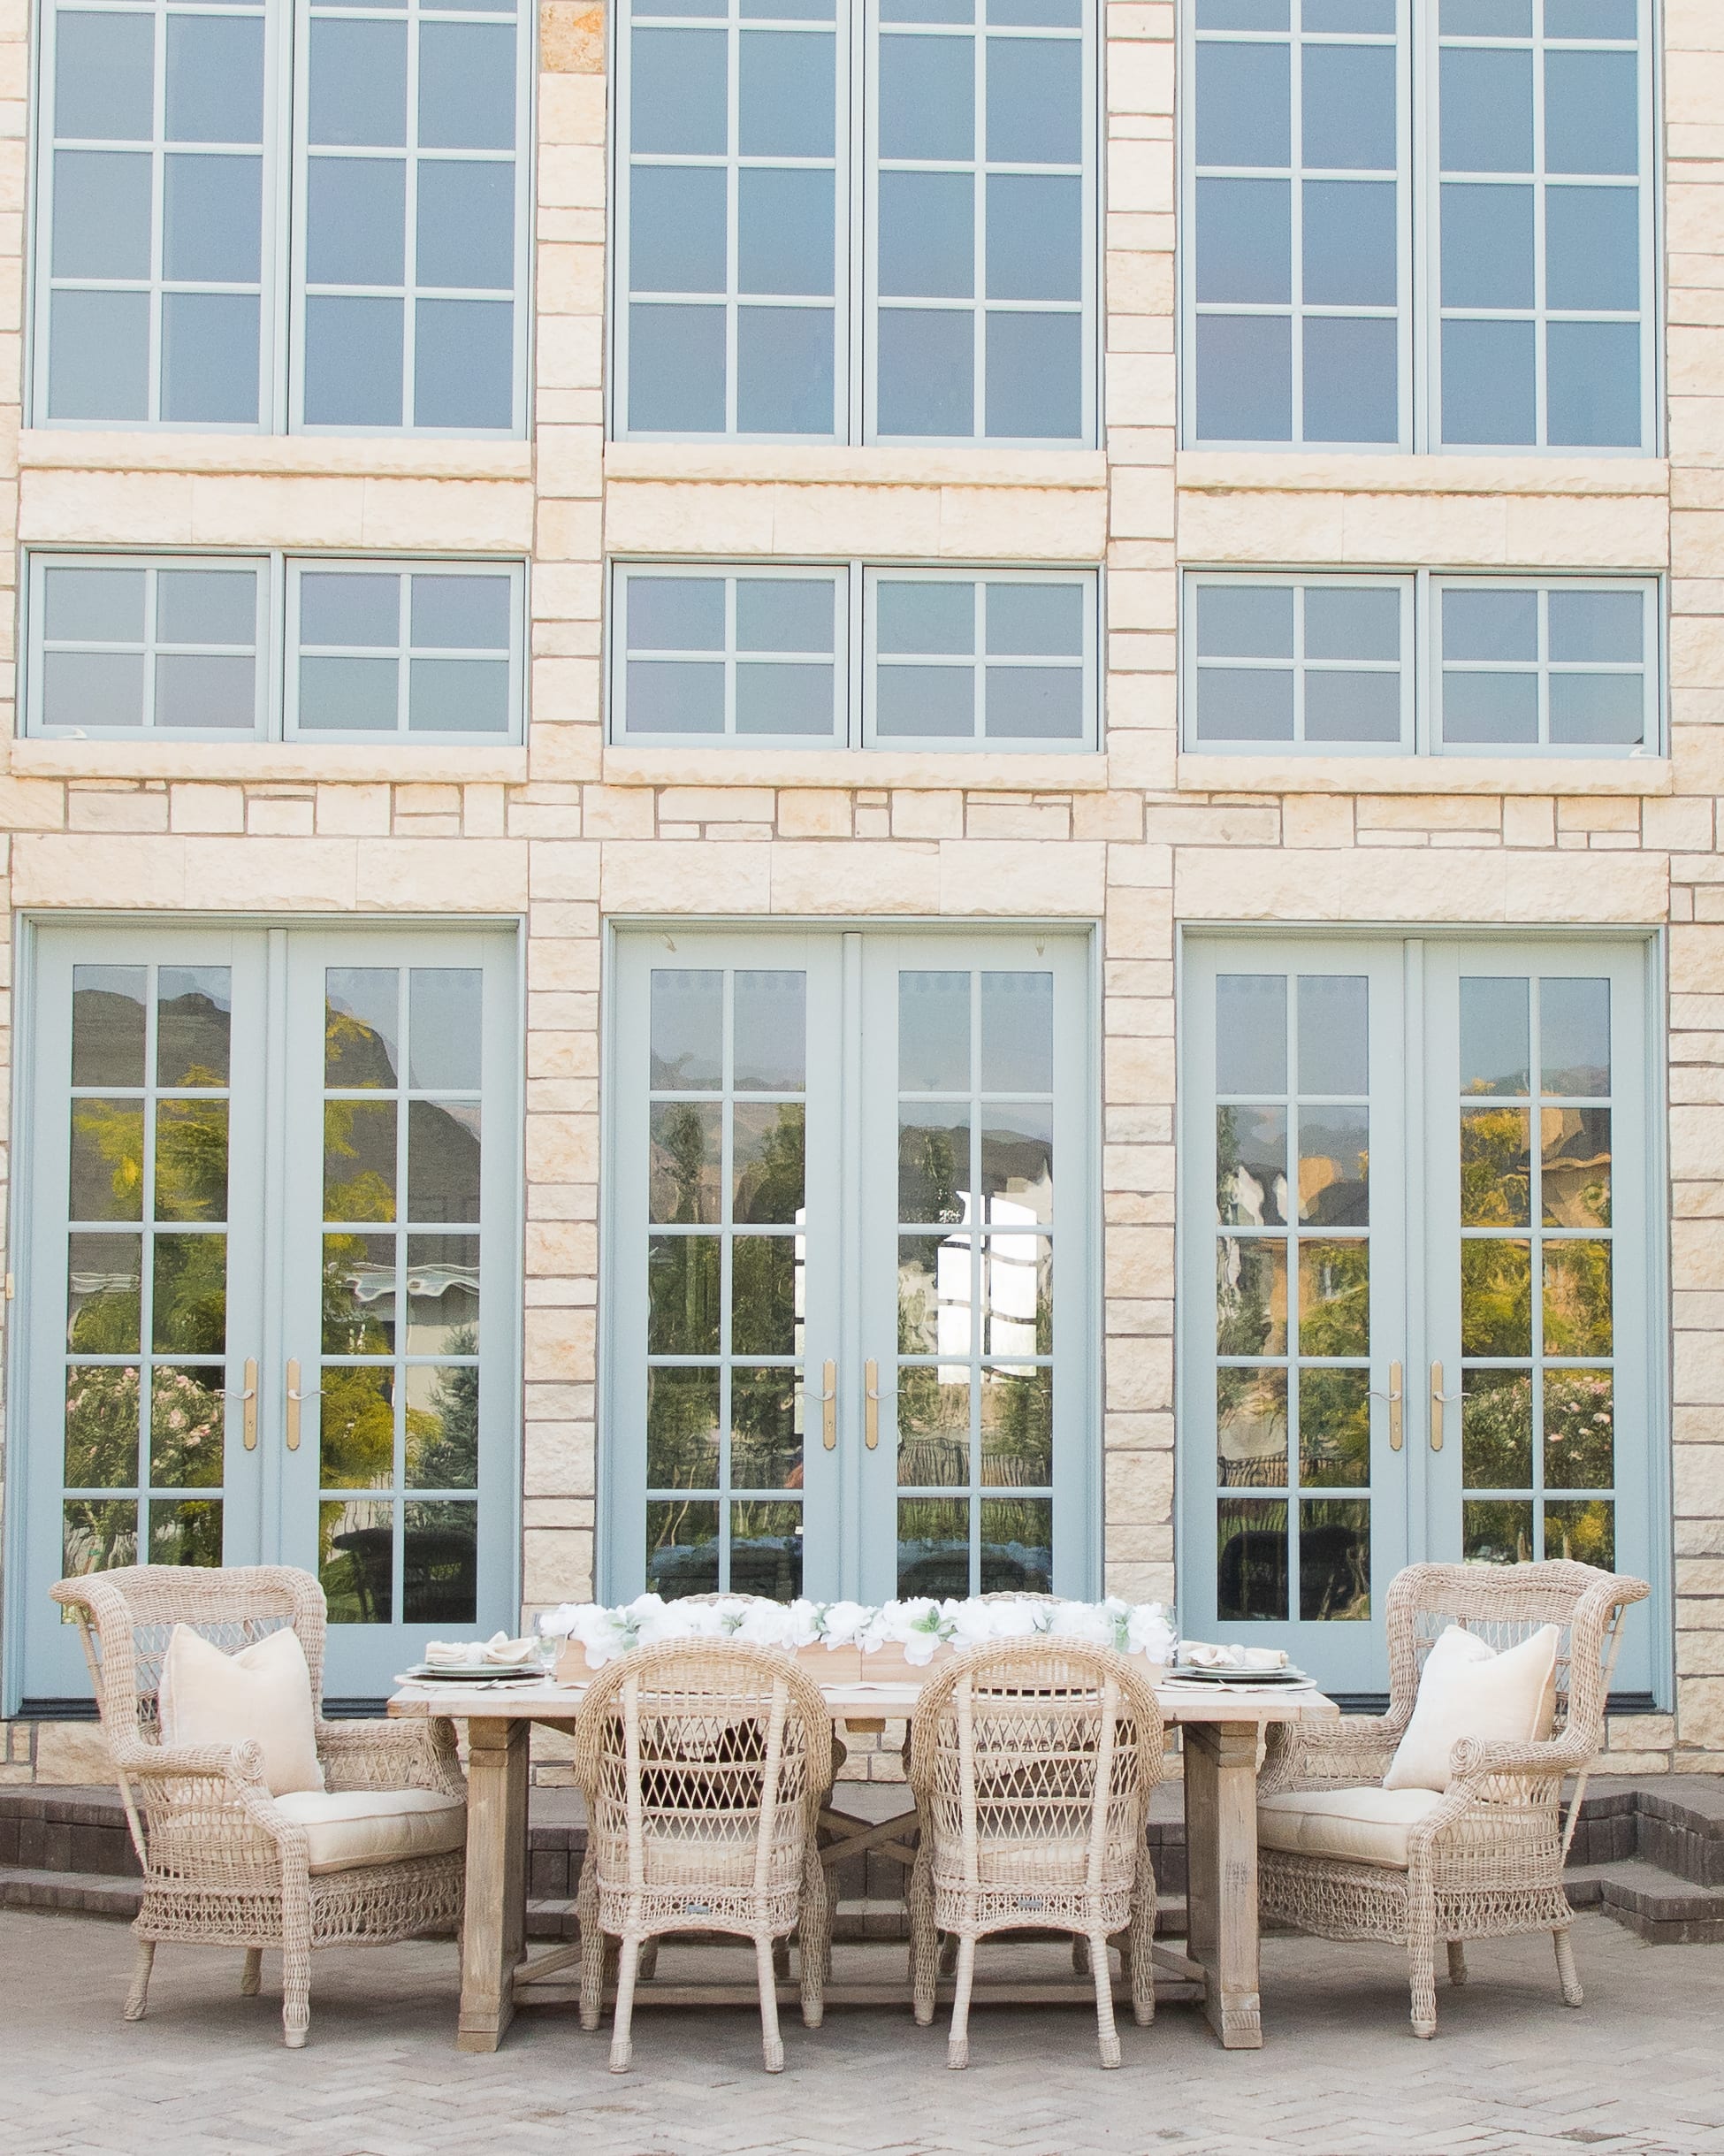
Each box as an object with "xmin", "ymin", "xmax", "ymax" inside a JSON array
[
  {"xmin": 946, "ymin": 1935, "xmax": 976, "ymax": 2070},
  {"xmin": 281, "ymin": 1947, "xmax": 310, "ymax": 2049},
  {"xmin": 1446, "ymin": 1941, "xmax": 1468, "ymax": 1988},
  {"xmin": 124, "ymin": 1938, "xmax": 155, "ymax": 2022},
  {"xmin": 609, "ymin": 1935, "xmax": 642, "ymax": 2073},
  {"xmin": 1408, "ymin": 1934, "xmax": 1438, "ymax": 2041},
  {"xmin": 755, "ymin": 1935, "xmax": 785, "ymax": 2074},
  {"xmin": 798, "ymin": 1846, "xmax": 828, "ymax": 2030},
  {"xmin": 908, "ymin": 1853, "xmax": 938, "ymax": 2027},
  {"xmin": 577, "ymin": 1866, "xmax": 605, "ymax": 2032},
  {"xmin": 1089, "ymin": 1930, "xmax": 1121, "ymax": 2070},
  {"xmin": 1126, "ymin": 1910, "xmax": 1156, "ymax": 2029},
  {"xmin": 1553, "ymin": 1926, "xmax": 1583, "ymax": 2008},
  {"xmin": 240, "ymin": 1947, "xmax": 263, "ymax": 1998}
]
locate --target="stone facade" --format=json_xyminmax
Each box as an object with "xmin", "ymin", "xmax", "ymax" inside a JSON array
[{"xmin": 0, "ymin": 0, "xmax": 1720, "ymax": 1776}]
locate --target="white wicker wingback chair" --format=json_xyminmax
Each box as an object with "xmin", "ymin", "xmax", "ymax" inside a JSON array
[
  {"xmin": 1257, "ymin": 1559, "xmax": 1649, "ymax": 2039},
  {"xmin": 50, "ymin": 1564, "xmax": 466, "ymax": 2048},
  {"xmin": 572, "ymin": 1638, "xmax": 834, "ymax": 2074},
  {"xmin": 906, "ymin": 1640, "xmax": 1164, "ymax": 2070}
]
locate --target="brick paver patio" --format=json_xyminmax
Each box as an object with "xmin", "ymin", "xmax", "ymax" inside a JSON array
[{"xmin": 5, "ymin": 1908, "xmax": 1723, "ymax": 2156}]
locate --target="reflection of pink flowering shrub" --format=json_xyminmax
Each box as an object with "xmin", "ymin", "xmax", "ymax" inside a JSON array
[{"xmin": 65, "ymin": 1363, "xmax": 224, "ymax": 1493}]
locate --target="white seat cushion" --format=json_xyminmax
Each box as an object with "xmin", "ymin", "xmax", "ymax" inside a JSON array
[
  {"xmin": 1258, "ymin": 1786, "xmax": 1447, "ymax": 1870},
  {"xmin": 1383, "ymin": 1623, "xmax": 1560, "ymax": 1793},
  {"xmin": 158, "ymin": 1625, "xmax": 324, "ymax": 1798},
  {"xmin": 273, "ymin": 1789, "xmax": 467, "ymax": 1875}
]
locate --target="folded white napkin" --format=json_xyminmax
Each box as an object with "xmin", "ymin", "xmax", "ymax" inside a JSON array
[
  {"xmin": 1178, "ymin": 1640, "xmax": 1289, "ymax": 1671},
  {"xmin": 424, "ymin": 1632, "xmax": 536, "ymax": 1667}
]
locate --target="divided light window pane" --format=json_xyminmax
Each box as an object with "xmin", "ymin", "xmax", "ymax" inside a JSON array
[
  {"xmin": 872, "ymin": 0, "xmax": 1092, "ymax": 444},
  {"xmin": 1437, "ymin": 579, "xmax": 1652, "ymax": 752},
  {"xmin": 1189, "ymin": 0, "xmax": 1405, "ymax": 447},
  {"xmin": 1188, "ymin": 576, "xmax": 1411, "ymax": 752},
  {"xmin": 614, "ymin": 568, "xmax": 846, "ymax": 743},
  {"xmin": 1438, "ymin": 0, "xmax": 1647, "ymax": 448},
  {"xmin": 290, "ymin": 562, "xmax": 520, "ymax": 738},
  {"xmin": 41, "ymin": 0, "xmax": 270, "ymax": 425},
  {"xmin": 31, "ymin": 557, "xmax": 267, "ymax": 735},
  {"xmin": 869, "ymin": 571, "xmax": 1095, "ymax": 746},
  {"xmin": 297, "ymin": 0, "xmax": 525, "ymax": 432},
  {"xmin": 620, "ymin": 0, "xmax": 843, "ymax": 438}
]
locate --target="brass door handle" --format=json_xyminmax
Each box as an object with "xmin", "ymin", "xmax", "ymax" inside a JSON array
[
  {"xmin": 225, "ymin": 1357, "xmax": 259, "ymax": 1451},
  {"xmin": 1430, "ymin": 1362, "xmax": 1461, "ymax": 1452},
  {"xmin": 1370, "ymin": 1361, "xmax": 1404, "ymax": 1453},
  {"xmin": 864, "ymin": 1359, "xmax": 880, "ymax": 1450},
  {"xmin": 285, "ymin": 1359, "xmax": 321, "ymax": 1453},
  {"xmin": 817, "ymin": 1360, "xmax": 836, "ymax": 1450}
]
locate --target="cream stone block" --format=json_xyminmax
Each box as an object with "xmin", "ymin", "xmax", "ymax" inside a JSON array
[
  {"xmin": 770, "ymin": 840, "xmax": 941, "ymax": 914},
  {"xmin": 1104, "ymin": 1226, "xmax": 1175, "ymax": 1301},
  {"xmin": 1669, "ymin": 927, "xmax": 1724, "ymax": 994},
  {"xmin": 534, "ymin": 427, "xmax": 605, "ymax": 502},
  {"xmin": 605, "ymin": 478, "xmax": 780, "ymax": 555},
  {"xmin": 0, "ymin": 776, "xmax": 65, "ymax": 830},
  {"xmin": 189, "ymin": 473, "xmax": 369, "ymax": 547},
  {"xmin": 1110, "ymin": 464, "xmax": 1176, "ymax": 542},
  {"xmin": 579, "ymin": 786, "xmax": 654, "ymax": 839},
  {"xmin": 936, "ymin": 838, "xmax": 1104, "ymax": 915},
  {"xmin": 1672, "ymin": 1106, "xmax": 1724, "ymax": 1181},
  {"xmin": 1644, "ymin": 796, "xmax": 1715, "ymax": 852},
  {"xmin": 1177, "ymin": 488, "xmax": 1347, "ymax": 564},
  {"xmin": 246, "ymin": 797, "xmax": 315, "ymax": 837},
  {"xmin": 66, "ymin": 788, "xmax": 167, "ymax": 834},
  {"xmin": 523, "ymin": 1303, "xmax": 595, "ymax": 1385},
  {"xmin": 34, "ymin": 1721, "xmax": 113, "ymax": 1783},
  {"xmin": 1674, "ymin": 1335, "xmax": 1724, "ymax": 1412},
  {"xmin": 1280, "ymin": 795, "xmax": 1354, "ymax": 848},
  {"xmin": 1669, "ymin": 613, "xmax": 1724, "ymax": 689},
  {"xmin": 535, "ymin": 312, "xmax": 604, "ymax": 393},
  {"xmin": 1103, "ymin": 1336, "xmax": 1173, "ymax": 1418},
  {"xmin": 775, "ymin": 789, "xmax": 851, "ymax": 839},
  {"xmin": 935, "ymin": 484, "xmax": 1109, "ymax": 559},
  {"xmin": 657, "ymin": 785, "xmax": 776, "ymax": 825},
  {"xmin": 526, "ymin": 1113, "xmax": 599, "ymax": 1187},
  {"xmin": 536, "ymin": 239, "xmax": 606, "ymax": 318},
  {"xmin": 13, "ymin": 833, "xmax": 349, "ymax": 908},
  {"xmin": 1173, "ymin": 845, "xmax": 1666, "ymax": 925},
  {"xmin": 1500, "ymin": 491, "xmax": 1669, "ymax": 568},
  {"xmin": 1103, "ymin": 1451, "xmax": 1174, "ymax": 1531},
  {"xmin": 1357, "ymin": 793, "xmax": 1499, "ymax": 831},
  {"xmin": 316, "ymin": 784, "xmax": 393, "ymax": 837},
  {"xmin": 170, "ymin": 783, "xmax": 245, "ymax": 834},
  {"xmin": 19, "ymin": 467, "xmax": 198, "ymax": 545},
  {"xmin": 890, "ymin": 790, "xmax": 965, "ymax": 839},
  {"xmin": 601, "ymin": 839, "xmax": 772, "ymax": 913},
  {"xmin": 355, "ymin": 838, "xmax": 528, "ymax": 910},
  {"xmin": 1105, "ymin": 1031, "xmax": 1174, "ymax": 1104},
  {"xmin": 527, "ymin": 840, "xmax": 601, "ymax": 898}
]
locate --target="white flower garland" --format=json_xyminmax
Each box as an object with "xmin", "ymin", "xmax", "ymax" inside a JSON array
[{"xmin": 537, "ymin": 1594, "xmax": 1177, "ymax": 1671}]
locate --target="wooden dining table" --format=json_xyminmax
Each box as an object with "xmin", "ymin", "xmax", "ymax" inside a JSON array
[{"xmin": 388, "ymin": 1670, "xmax": 1338, "ymax": 2057}]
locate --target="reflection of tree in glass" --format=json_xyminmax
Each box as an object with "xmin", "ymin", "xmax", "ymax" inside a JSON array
[
  {"xmin": 411, "ymin": 1332, "xmax": 480, "ymax": 1489},
  {"xmin": 64, "ymin": 1365, "xmax": 222, "ymax": 1497},
  {"xmin": 646, "ymin": 1369, "xmax": 720, "ymax": 1492},
  {"xmin": 322, "ymin": 1232, "xmax": 392, "ymax": 1355},
  {"xmin": 323, "ymin": 1101, "xmax": 395, "ymax": 1222},
  {"xmin": 325, "ymin": 1005, "xmax": 397, "ymax": 1088},
  {"xmin": 1297, "ymin": 1241, "xmax": 1368, "ymax": 1357},
  {"xmin": 1545, "ymin": 1499, "xmax": 1613, "ymax": 1567},
  {"xmin": 982, "ymin": 1369, "xmax": 1051, "ymax": 1487},
  {"xmin": 1461, "ymin": 1240, "xmax": 1531, "ymax": 1357},
  {"xmin": 654, "ymin": 1105, "xmax": 710, "ymax": 1224},
  {"xmin": 1544, "ymin": 1369, "xmax": 1613, "ymax": 1488},
  {"xmin": 64, "ymin": 1498, "xmax": 137, "ymax": 1576},
  {"xmin": 1543, "ymin": 1242, "xmax": 1612, "ymax": 1356},
  {"xmin": 65, "ymin": 1365, "xmax": 142, "ymax": 1488},
  {"xmin": 152, "ymin": 1235, "xmax": 226, "ymax": 1355},
  {"xmin": 1461, "ymin": 1105, "xmax": 1530, "ymax": 1225},
  {"xmin": 900, "ymin": 1122, "xmax": 965, "ymax": 1223},
  {"xmin": 896, "ymin": 1363, "xmax": 968, "ymax": 1486},
  {"xmin": 735, "ymin": 1105, "xmax": 805, "ymax": 1224},
  {"xmin": 1217, "ymin": 1238, "xmax": 1278, "ymax": 1357},
  {"xmin": 1461, "ymin": 1372, "xmax": 1534, "ymax": 1488}
]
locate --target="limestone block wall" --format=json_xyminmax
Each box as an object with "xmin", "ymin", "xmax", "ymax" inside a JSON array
[{"xmin": 0, "ymin": 0, "xmax": 1720, "ymax": 1785}]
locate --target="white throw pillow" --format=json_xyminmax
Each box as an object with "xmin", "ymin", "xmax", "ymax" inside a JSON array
[
  {"xmin": 1383, "ymin": 1622, "xmax": 1560, "ymax": 1793},
  {"xmin": 158, "ymin": 1624, "xmax": 325, "ymax": 1797}
]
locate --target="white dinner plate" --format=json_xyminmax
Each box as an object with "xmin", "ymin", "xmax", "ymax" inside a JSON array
[{"xmin": 398, "ymin": 1663, "xmax": 543, "ymax": 1684}]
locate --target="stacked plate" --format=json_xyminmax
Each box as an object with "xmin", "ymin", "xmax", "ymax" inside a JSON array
[
  {"xmin": 1164, "ymin": 1662, "xmax": 1312, "ymax": 1688},
  {"xmin": 397, "ymin": 1662, "xmax": 545, "ymax": 1684}
]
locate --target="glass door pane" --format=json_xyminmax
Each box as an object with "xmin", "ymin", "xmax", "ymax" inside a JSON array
[
  {"xmin": 281, "ymin": 930, "xmax": 519, "ymax": 1701},
  {"xmin": 1180, "ymin": 941, "xmax": 1407, "ymax": 1696},
  {"xmin": 18, "ymin": 929, "xmax": 267, "ymax": 1707},
  {"xmin": 606, "ymin": 932, "xmax": 842, "ymax": 1602},
  {"xmin": 858, "ymin": 934, "xmax": 1094, "ymax": 1606},
  {"xmin": 1423, "ymin": 944, "xmax": 1654, "ymax": 1697}
]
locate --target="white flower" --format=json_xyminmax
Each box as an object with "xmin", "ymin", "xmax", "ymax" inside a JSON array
[
  {"xmin": 818, "ymin": 1600, "xmax": 873, "ymax": 1648},
  {"xmin": 862, "ymin": 1599, "xmax": 950, "ymax": 1663},
  {"xmin": 734, "ymin": 1600, "xmax": 797, "ymax": 1649},
  {"xmin": 944, "ymin": 1598, "xmax": 995, "ymax": 1648},
  {"xmin": 782, "ymin": 1600, "xmax": 823, "ymax": 1648},
  {"xmin": 1125, "ymin": 1602, "xmax": 1177, "ymax": 1664},
  {"xmin": 986, "ymin": 1598, "xmax": 1046, "ymax": 1639},
  {"xmin": 1049, "ymin": 1601, "xmax": 1113, "ymax": 1648}
]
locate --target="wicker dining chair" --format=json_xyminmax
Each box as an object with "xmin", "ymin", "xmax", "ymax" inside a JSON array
[
  {"xmin": 50, "ymin": 1564, "xmax": 466, "ymax": 2048},
  {"xmin": 906, "ymin": 1640, "xmax": 1164, "ymax": 2069},
  {"xmin": 1256, "ymin": 1559, "xmax": 1649, "ymax": 2039},
  {"xmin": 572, "ymin": 1637, "xmax": 834, "ymax": 2073}
]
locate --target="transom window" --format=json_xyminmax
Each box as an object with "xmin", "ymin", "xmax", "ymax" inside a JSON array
[
  {"xmin": 26, "ymin": 553, "xmax": 525, "ymax": 742},
  {"xmin": 614, "ymin": 0, "xmax": 1097, "ymax": 445},
  {"xmin": 32, "ymin": 0, "xmax": 530, "ymax": 433},
  {"xmin": 611, "ymin": 564, "xmax": 1100, "ymax": 751},
  {"xmin": 1183, "ymin": 572, "xmax": 1659, "ymax": 757},
  {"xmin": 1182, "ymin": 0, "xmax": 1655, "ymax": 452}
]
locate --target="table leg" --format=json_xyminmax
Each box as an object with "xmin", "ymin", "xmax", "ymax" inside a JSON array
[
  {"xmin": 1182, "ymin": 1720, "xmax": 1262, "ymax": 2050},
  {"xmin": 456, "ymin": 1716, "xmax": 529, "ymax": 2053}
]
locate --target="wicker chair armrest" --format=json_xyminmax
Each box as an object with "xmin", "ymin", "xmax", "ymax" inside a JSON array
[
  {"xmin": 113, "ymin": 1736, "xmax": 270, "ymax": 1789},
  {"xmin": 316, "ymin": 1716, "xmax": 465, "ymax": 1798},
  {"xmin": 1445, "ymin": 1732, "xmax": 1589, "ymax": 1785},
  {"xmin": 1258, "ymin": 1714, "xmax": 1402, "ymax": 1797}
]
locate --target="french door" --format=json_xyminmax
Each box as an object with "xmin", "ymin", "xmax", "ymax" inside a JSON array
[
  {"xmin": 1180, "ymin": 936, "xmax": 1658, "ymax": 1700},
  {"xmin": 12, "ymin": 923, "xmax": 520, "ymax": 1709},
  {"xmin": 604, "ymin": 928, "xmax": 1095, "ymax": 1605}
]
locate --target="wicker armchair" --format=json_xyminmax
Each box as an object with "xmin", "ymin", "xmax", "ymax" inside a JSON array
[
  {"xmin": 906, "ymin": 1640, "xmax": 1164, "ymax": 2070},
  {"xmin": 1257, "ymin": 1559, "xmax": 1649, "ymax": 2039},
  {"xmin": 50, "ymin": 1564, "xmax": 466, "ymax": 2048},
  {"xmin": 572, "ymin": 1638, "xmax": 834, "ymax": 2074}
]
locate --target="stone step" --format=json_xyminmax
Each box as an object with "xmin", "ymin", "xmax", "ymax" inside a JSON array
[
  {"xmin": 1563, "ymin": 1858, "xmax": 1724, "ymax": 1946},
  {"xmin": 0, "ymin": 1865, "xmax": 142, "ymax": 1919}
]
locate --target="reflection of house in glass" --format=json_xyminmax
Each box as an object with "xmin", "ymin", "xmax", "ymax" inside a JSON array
[{"xmin": 342, "ymin": 1251, "xmax": 481, "ymax": 1351}]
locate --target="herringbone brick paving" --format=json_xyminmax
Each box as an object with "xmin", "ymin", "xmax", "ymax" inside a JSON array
[{"xmin": 4, "ymin": 1909, "xmax": 1722, "ymax": 2156}]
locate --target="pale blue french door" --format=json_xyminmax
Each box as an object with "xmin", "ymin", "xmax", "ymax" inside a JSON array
[
  {"xmin": 603, "ymin": 929, "xmax": 1095, "ymax": 1603},
  {"xmin": 11, "ymin": 924, "xmax": 519, "ymax": 1711},
  {"xmin": 1180, "ymin": 936, "xmax": 1659, "ymax": 1701}
]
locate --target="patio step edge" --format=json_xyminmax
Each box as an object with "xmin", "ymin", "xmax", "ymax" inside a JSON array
[
  {"xmin": 0, "ymin": 1865, "xmax": 141, "ymax": 1919},
  {"xmin": 1564, "ymin": 1858, "xmax": 1724, "ymax": 1946}
]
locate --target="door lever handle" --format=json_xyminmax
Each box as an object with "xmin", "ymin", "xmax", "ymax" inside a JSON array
[
  {"xmin": 285, "ymin": 1359, "xmax": 321, "ymax": 1453},
  {"xmin": 1430, "ymin": 1362, "xmax": 1461, "ymax": 1453},
  {"xmin": 1369, "ymin": 1360, "xmax": 1404, "ymax": 1453},
  {"xmin": 224, "ymin": 1357, "xmax": 259, "ymax": 1451},
  {"xmin": 864, "ymin": 1359, "xmax": 880, "ymax": 1450},
  {"xmin": 817, "ymin": 1360, "xmax": 836, "ymax": 1450}
]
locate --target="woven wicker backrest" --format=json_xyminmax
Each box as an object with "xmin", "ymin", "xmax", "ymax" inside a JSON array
[
  {"xmin": 573, "ymin": 1640, "xmax": 831, "ymax": 1899},
  {"xmin": 909, "ymin": 1641, "xmax": 1163, "ymax": 1894},
  {"xmin": 1385, "ymin": 1560, "xmax": 1649, "ymax": 1749},
  {"xmin": 49, "ymin": 1564, "xmax": 327, "ymax": 1746}
]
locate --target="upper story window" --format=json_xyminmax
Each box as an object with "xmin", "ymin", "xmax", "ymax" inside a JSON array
[
  {"xmin": 26, "ymin": 553, "xmax": 525, "ymax": 740},
  {"xmin": 1183, "ymin": 570, "xmax": 1659, "ymax": 755},
  {"xmin": 614, "ymin": 0, "xmax": 1097, "ymax": 446},
  {"xmin": 33, "ymin": 0, "xmax": 530, "ymax": 433},
  {"xmin": 1183, "ymin": 0, "xmax": 1654, "ymax": 453},
  {"xmin": 611, "ymin": 563, "xmax": 1100, "ymax": 748}
]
